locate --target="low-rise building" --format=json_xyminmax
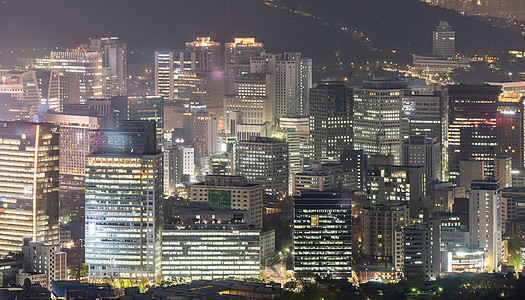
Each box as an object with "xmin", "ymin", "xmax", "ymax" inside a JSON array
[
  {"xmin": 162, "ymin": 206, "xmax": 260, "ymax": 281},
  {"xmin": 22, "ymin": 239, "xmax": 67, "ymax": 289},
  {"xmin": 190, "ymin": 175, "xmax": 263, "ymax": 229},
  {"xmin": 292, "ymin": 168, "xmax": 335, "ymax": 196}
]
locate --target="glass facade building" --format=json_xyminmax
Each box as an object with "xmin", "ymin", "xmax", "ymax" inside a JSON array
[
  {"xmin": 0, "ymin": 122, "xmax": 60, "ymax": 255},
  {"xmin": 162, "ymin": 219, "xmax": 260, "ymax": 281},
  {"xmin": 85, "ymin": 154, "xmax": 163, "ymax": 282},
  {"xmin": 293, "ymin": 191, "xmax": 352, "ymax": 278}
]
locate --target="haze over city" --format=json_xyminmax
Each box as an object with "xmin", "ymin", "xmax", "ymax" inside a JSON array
[{"xmin": 1, "ymin": 0, "xmax": 525, "ymax": 299}]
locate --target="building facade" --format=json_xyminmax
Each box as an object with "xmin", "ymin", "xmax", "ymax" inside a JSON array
[
  {"xmin": 293, "ymin": 192, "xmax": 352, "ymax": 278},
  {"xmin": 309, "ymin": 82, "xmax": 353, "ymax": 164},
  {"xmin": 236, "ymin": 137, "xmax": 289, "ymax": 197},
  {"xmin": 469, "ymin": 180, "xmax": 502, "ymax": 272},
  {"xmin": 0, "ymin": 122, "xmax": 60, "ymax": 255},
  {"xmin": 354, "ymin": 79, "xmax": 407, "ymax": 164}
]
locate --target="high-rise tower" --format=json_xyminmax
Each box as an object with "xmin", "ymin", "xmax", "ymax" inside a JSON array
[
  {"xmin": 0, "ymin": 122, "xmax": 60, "ymax": 255},
  {"xmin": 433, "ymin": 21, "xmax": 455, "ymax": 59}
]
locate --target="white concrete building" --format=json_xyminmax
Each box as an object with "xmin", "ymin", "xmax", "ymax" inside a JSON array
[{"xmin": 469, "ymin": 180, "xmax": 503, "ymax": 272}]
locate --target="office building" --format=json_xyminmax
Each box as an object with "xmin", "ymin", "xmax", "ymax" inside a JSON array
[
  {"xmin": 469, "ymin": 180, "xmax": 503, "ymax": 272},
  {"xmin": 447, "ymin": 248, "xmax": 485, "ymax": 273},
  {"xmin": 309, "ymin": 82, "xmax": 353, "ymax": 164},
  {"xmin": 367, "ymin": 165, "xmax": 426, "ymax": 219},
  {"xmin": 193, "ymin": 111, "xmax": 218, "ymax": 156},
  {"xmin": 35, "ymin": 69, "xmax": 60, "ymax": 112},
  {"xmin": 189, "ymin": 175, "xmax": 263, "ymax": 229},
  {"xmin": 460, "ymin": 124, "xmax": 498, "ymax": 178},
  {"xmin": 429, "ymin": 182, "xmax": 465, "ymax": 213},
  {"xmin": 225, "ymin": 38, "xmax": 265, "ymax": 94},
  {"xmin": 85, "ymin": 121, "xmax": 163, "ymax": 282},
  {"xmin": 502, "ymin": 188, "xmax": 525, "ymax": 228},
  {"xmin": 251, "ymin": 52, "xmax": 312, "ymax": 117},
  {"xmin": 280, "ymin": 116, "xmax": 310, "ymax": 171},
  {"xmin": 46, "ymin": 112, "xmax": 101, "ymax": 207},
  {"xmin": 154, "ymin": 51, "xmax": 175, "ymax": 103},
  {"xmin": 403, "ymin": 223, "xmax": 440, "ymax": 280},
  {"xmin": 22, "ymin": 238, "xmax": 67, "ymax": 289},
  {"xmin": 293, "ymin": 191, "xmax": 352, "ymax": 278},
  {"xmin": 177, "ymin": 70, "xmax": 224, "ymax": 111},
  {"xmin": 164, "ymin": 144, "xmax": 194, "ymax": 195},
  {"xmin": 496, "ymin": 92, "xmax": 524, "ymax": 168},
  {"xmin": 0, "ymin": 93, "xmax": 32, "ymax": 122},
  {"xmin": 89, "ymin": 37, "xmax": 127, "ymax": 96},
  {"xmin": 448, "ymin": 85, "xmax": 501, "ymax": 181},
  {"xmin": 361, "ymin": 202, "xmax": 408, "ymax": 272},
  {"xmin": 185, "ymin": 37, "xmax": 222, "ymax": 71},
  {"xmin": 93, "ymin": 120, "xmax": 157, "ymax": 155},
  {"xmin": 412, "ymin": 55, "xmax": 469, "ymax": 74},
  {"xmin": 402, "ymin": 135, "xmax": 442, "ymax": 181},
  {"xmin": 235, "ymin": 122, "xmax": 273, "ymax": 141},
  {"xmin": 0, "ymin": 70, "xmax": 41, "ymax": 118},
  {"xmin": 156, "ymin": 38, "xmax": 222, "ymax": 107},
  {"xmin": 340, "ymin": 149, "xmax": 367, "ymax": 191},
  {"xmin": 50, "ymin": 48, "xmax": 103, "ymax": 101},
  {"xmin": 162, "ymin": 207, "xmax": 260, "ymax": 281},
  {"xmin": 236, "ymin": 137, "xmax": 289, "ymax": 197},
  {"xmin": 128, "ymin": 96, "xmax": 164, "ymax": 147},
  {"xmin": 459, "ymin": 160, "xmax": 485, "ymax": 188},
  {"xmin": 428, "ymin": 212, "xmax": 470, "ymax": 273},
  {"xmin": 58, "ymin": 76, "xmax": 80, "ymax": 109},
  {"xmin": 401, "ymin": 88, "xmax": 444, "ymax": 142},
  {"xmin": 0, "ymin": 122, "xmax": 59, "ymax": 255},
  {"xmin": 292, "ymin": 169, "xmax": 335, "ymax": 196},
  {"xmin": 354, "ymin": 79, "xmax": 408, "ymax": 164},
  {"xmin": 432, "ymin": 21, "xmax": 455, "ymax": 59},
  {"xmin": 494, "ymin": 156, "xmax": 512, "ymax": 188},
  {"xmin": 224, "ymin": 73, "xmax": 275, "ymax": 126}
]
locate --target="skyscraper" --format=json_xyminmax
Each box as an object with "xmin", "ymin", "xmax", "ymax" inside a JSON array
[
  {"xmin": 448, "ymin": 85, "xmax": 500, "ymax": 181},
  {"xmin": 0, "ymin": 122, "xmax": 59, "ymax": 255},
  {"xmin": 354, "ymin": 79, "xmax": 407, "ymax": 164},
  {"xmin": 224, "ymin": 73, "xmax": 275, "ymax": 126},
  {"xmin": 184, "ymin": 37, "xmax": 222, "ymax": 71},
  {"xmin": 496, "ymin": 92, "xmax": 524, "ymax": 168},
  {"xmin": 128, "ymin": 95, "xmax": 164, "ymax": 148},
  {"xmin": 85, "ymin": 121, "xmax": 163, "ymax": 282},
  {"xmin": 401, "ymin": 87, "xmax": 444, "ymax": 142},
  {"xmin": 459, "ymin": 124, "xmax": 498, "ymax": 178},
  {"xmin": 293, "ymin": 191, "xmax": 352, "ymax": 278},
  {"xmin": 89, "ymin": 37, "xmax": 127, "ymax": 96},
  {"xmin": 469, "ymin": 180, "xmax": 502, "ymax": 272},
  {"xmin": 361, "ymin": 201, "xmax": 408, "ymax": 272},
  {"xmin": 367, "ymin": 165, "xmax": 426, "ymax": 219},
  {"xmin": 402, "ymin": 135, "xmax": 442, "ymax": 181},
  {"xmin": 309, "ymin": 82, "xmax": 353, "ymax": 164},
  {"xmin": 193, "ymin": 112, "xmax": 218, "ymax": 156},
  {"xmin": 236, "ymin": 137, "xmax": 288, "ymax": 197},
  {"xmin": 225, "ymin": 38, "xmax": 265, "ymax": 94},
  {"xmin": 251, "ymin": 52, "xmax": 312, "ymax": 118},
  {"xmin": 177, "ymin": 70, "xmax": 224, "ymax": 109},
  {"xmin": 50, "ymin": 48, "xmax": 103, "ymax": 101},
  {"xmin": 46, "ymin": 112, "xmax": 101, "ymax": 209},
  {"xmin": 58, "ymin": 76, "xmax": 81, "ymax": 109},
  {"xmin": 164, "ymin": 144, "xmax": 194, "ymax": 195},
  {"xmin": 433, "ymin": 21, "xmax": 455, "ymax": 59},
  {"xmin": 154, "ymin": 51, "xmax": 175, "ymax": 103}
]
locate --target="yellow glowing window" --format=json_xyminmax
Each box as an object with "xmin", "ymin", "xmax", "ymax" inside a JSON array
[{"xmin": 311, "ymin": 215, "xmax": 319, "ymax": 228}]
